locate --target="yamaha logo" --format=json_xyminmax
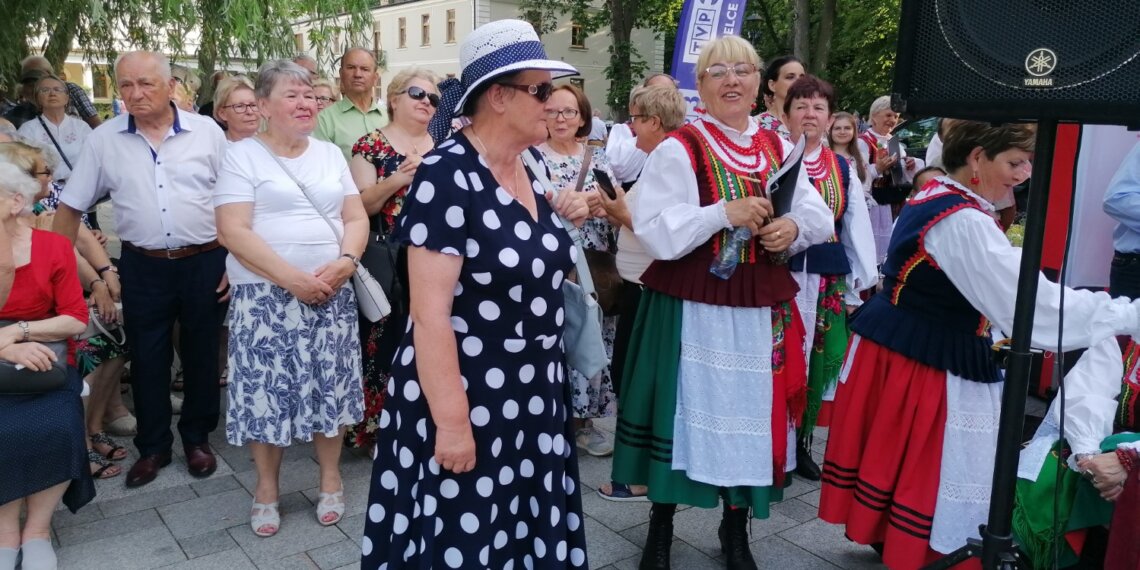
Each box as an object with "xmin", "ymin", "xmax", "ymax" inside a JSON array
[{"xmin": 1024, "ymin": 48, "xmax": 1056, "ymax": 87}]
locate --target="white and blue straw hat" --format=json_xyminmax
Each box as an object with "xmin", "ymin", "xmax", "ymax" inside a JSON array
[{"xmin": 454, "ymin": 19, "xmax": 579, "ymax": 114}]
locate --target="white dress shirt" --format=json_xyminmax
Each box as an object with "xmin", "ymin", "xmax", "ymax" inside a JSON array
[
  {"xmin": 17, "ymin": 114, "xmax": 92, "ymax": 181},
  {"xmin": 604, "ymin": 123, "xmax": 647, "ymax": 183},
  {"xmin": 61, "ymin": 106, "xmax": 228, "ymax": 250},
  {"xmin": 631, "ymin": 114, "xmax": 833, "ymax": 261}
]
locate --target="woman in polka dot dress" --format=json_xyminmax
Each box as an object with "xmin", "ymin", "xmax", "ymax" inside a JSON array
[{"xmin": 361, "ymin": 19, "xmax": 591, "ymax": 569}]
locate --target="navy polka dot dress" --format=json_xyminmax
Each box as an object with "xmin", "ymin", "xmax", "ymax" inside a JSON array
[{"xmin": 361, "ymin": 132, "xmax": 589, "ymax": 569}]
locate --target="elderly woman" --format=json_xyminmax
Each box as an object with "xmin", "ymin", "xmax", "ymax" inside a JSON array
[
  {"xmin": 858, "ymin": 95, "xmax": 919, "ymax": 263},
  {"xmin": 605, "ymin": 73, "xmax": 680, "ymax": 186},
  {"xmin": 0, "ymin": 162, "xmax": 91, "ymax": 570},
  {"xmin": 595, "ymin": 84, "xmax": 686, "ymax": 502},
  {"xmin": 818, "ymin": 120, "xmax": 1140, "ymax": 570},
  {"xmin": 537, "ymin": 83, "xmax": 620, "ymax": 457},
  {"xmin": 756, "ymin": 55, "xmax": 804, "ymax": 139},
  {"xmin": 782, "ymin": 76, "xmax": 877, "ymax": 481},
  {"xmin": 360, "ymin": 19, "xmax": 590, "ymax": 569},
  {"xmin": 344, "ymin": 67, "xmax": 439, "ymax": 450},
  {"xmin": 214, "ymin": 60, "xmax": 367, "ymax": 538},
  {"xmin": 610, "ymin": 36, "xmax": 833, "ymax": 569},
  {"xmin": 213, "ymin": 75, "xmax": 260, "ymax": 144},
  {"xmin": 313, "ymin": 79, "xmax": 339, "ymax": 112},
  {"xmin": 16, "ymin": 75, "xmax": 92, "ymax": 184}
]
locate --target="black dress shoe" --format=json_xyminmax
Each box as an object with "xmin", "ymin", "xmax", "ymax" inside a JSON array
[
  {"xmin": 795, "ymin": 441, "xmax": 822, "ymax": 481},
  {"xmin": 639, "ymin": 503, "xmax": 675, "ymax": 570},
  {"xmin": 185, "ymin": 443, "xmax": 217, "ymax": 478},
  {"xmin": 126, "ymin": 452, "xmax": 173, "ymax": 488},
  {"xmin": 719, "ymin": 506, "xmax": 758, "ymax": 570}
]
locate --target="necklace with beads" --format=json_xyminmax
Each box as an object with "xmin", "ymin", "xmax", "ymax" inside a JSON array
[
  {"xmin": 804, "ymin": 146, "xmax": 845, "ymax": 222},
  {"xmin": 703, "ymin": 121, "xmax": 766, "ymax": 171}
]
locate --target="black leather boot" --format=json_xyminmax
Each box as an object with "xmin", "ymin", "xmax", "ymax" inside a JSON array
[
  {"xmin": 795, "ymin": 439, "xmax": 822, "ymax": 481},
  {"xmin": 639, "ymin": 503, "xmax": 676, "ymax": 570},
  {"xmin": 719, "ymin": 506, "xmax": 758, "ymax": 570}
]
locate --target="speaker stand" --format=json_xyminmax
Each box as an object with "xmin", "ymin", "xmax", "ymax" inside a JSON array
[{"xmin": 922, "ymin": 118, "xmax": 1059, "ymax": 570}]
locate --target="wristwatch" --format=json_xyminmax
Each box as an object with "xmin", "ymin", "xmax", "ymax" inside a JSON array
[
  {"xmin": 16, "ymin": 320, "xmax": 30, "ymax": 342},
  {"xmin": 341, "ymin": 253, "xmax": 360, "ymax": 267},
  {"xmin": 96, "ymin": 265, "xmax": 118, "ymax": 276}
]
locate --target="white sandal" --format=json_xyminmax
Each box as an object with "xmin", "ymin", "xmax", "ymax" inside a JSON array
[
  {"xmin": 316, "ymin": 488, "xmax": 345, "ymax": 526},
  {"xmin": 250, "ymin": 501, "xmax": 280, "ymax": 537}
]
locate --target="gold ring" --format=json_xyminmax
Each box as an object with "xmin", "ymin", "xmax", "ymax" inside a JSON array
[{"xmin": 776, "ymin": 231, "xmax": 782, "ymax": 239}]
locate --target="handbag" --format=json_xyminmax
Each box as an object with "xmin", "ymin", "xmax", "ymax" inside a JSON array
[
  {"xmin": 252, "ymin": 138, "xmax": 391, "ymax": 322},
  {"xmin": 870, "ymin": 136, "xmax": 913, "ymax": 206},
  {"xmin": 571, "ymin": 147, "xmax": 623, "ymax": 316},
  {"xmin": 360, "ymin": 231, "xmax": 406, "ymax": 316},
  {"xmin": 76, "ymin": 302, "xmax": 126, "ymax": 345},
  {"xmin": 522, "ymin": 150, "xmax": 609, "ymax": 379},
  {"xmin": 0, "ymin": 320, "xmax": 69, "ymax": 394}
]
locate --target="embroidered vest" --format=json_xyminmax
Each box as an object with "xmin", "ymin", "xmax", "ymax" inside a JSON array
[
  {"xmin": 789, "ymin": 148, "xmax": 852, "ymax": 276},
  {"xmin": 639, "ymin": 123, "xmax": 800, "ymax": 308},
  {"xmin": 850, "ymin": 185, "xmax": 1002, "ymax": 383}
]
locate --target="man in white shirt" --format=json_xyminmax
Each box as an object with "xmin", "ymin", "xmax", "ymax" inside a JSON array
[
  {"xmin": 588, "ymin": 110, "xmax": 608, "ymax": 142},
  {"xmin": 53, "ymin": 51, "xmax": 229, "ymax": 489}
]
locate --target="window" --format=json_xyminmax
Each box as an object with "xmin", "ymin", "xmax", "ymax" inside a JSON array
[
  {"xmin": 333, "ymin": 31, "xmax": 342, "ymax": 54},
  {"xmin": 421, "ymin": 14, "xmax": 430, "ymax": 46},
  {"xmin": 446, "ymin": 9, "xmax": 456, "ymax": 43},
  {"xmin": 398, "ymin": 17, "xmax": 406, "ymax": 48},
  {"xmin": 92, "ymin": 66, "xmax": 110, "ymax": 99},
  {"xmin": 570, "ymin": 23, "xmax": 586, "ymax": 48},
  {"xmin": 293, "ymin": 33, "xmax": 304, "ymax": 52},
  {"xmin": 372, "ymin": 24, "xmax": 381, "ymax": 54}
]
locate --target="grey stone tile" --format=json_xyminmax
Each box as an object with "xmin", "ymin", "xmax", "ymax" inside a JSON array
[
  {"xmin": 337, "ymin": 452, "xmax": 375, "ymax": 482},
  {"xmin": 610, "ymin": 540, "xmax": 721, "ymax": 570},
  {"xmin": 257, "ymin": 553, "xmax": 321, "ymax": 569},
  {"xmin": 235, "ymin": 458, "xmax": 320, "ymax": 497},
  {"xmin": 331, "ymin": 564, "xmax": 361, "ymax": 570},
  {"xmin": 306, "ymin": 538, "xmax": 361, "ymax": 569},
  {"xmin": 777, "ymin": 518, "xmax": 885, "ymax": 569},
  {"xmin": 55, "ymin": 526, "xmax": 185, "ymax": 569},
  {"xmin": 50, "ymin": 504, "xmax": 104, "ymax": 529},
  {"xmin": 85, "ymin": 452, "xmax": 236, "ymax": 507},
  {"xmin": 178, "ymin": 528, "xmax": 238, "ymax": 559},
  {"xmin": 751, "ymin": 534, "xmax": 844, "ymax": 569},
  {"xmin": 301, "ymin": 475, "xmax": 370, "ymax": 520},
  {"xmin": 578, "ymin": 485, "xmax": 652, "ymax": 533},
  {"xmin": 161, "ymin": 548, "xmax": 257, "ymax": 569},
  {"xmin": 98, "ymin": 484, "xmax": 198, "ymax": 518},
  {"xmin": 783, "ymin": 475, "xmax": 821, "ymax": 498},
  {"xmin": 192, "ymin": 474, "xmax": 243, "ymax": 497},
  {"xmin": 215, "ymin": 443, "xmax": 256, "ymax": 473},
  {"xmin": 56, "ymin": 508, "xmax": 163, "ymax": 547},
  {"xmin": 798, "ymin": 489, "xmax": 821, "ymax": 508},
  {"xmin": 575, "ymin": 453, "xmax": 614, "ymax": 493},
  {"xmin": 668, "ymin": 503, "xmax": 799, "ymax": 557},
  {"xmin": 772, "ymin": 498, "xmax": 822, "ymax": 523},
  {"xmin": 230, "ymin": 501, "xmax": 348, "ymax": 564},
  {"xmin": 158, "ymin": 488, "xmax": 252, "ymax": 539},
  {"xmin": 583, "ymin": 514, "xmax": 640, "ymax": 568},
  {"xmin": 337, "ymin": 513, "xmax": 366, "ymax": 543}
]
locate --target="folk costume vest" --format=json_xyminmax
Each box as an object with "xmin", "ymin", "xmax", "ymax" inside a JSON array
[
  {"xmin": 789, "ymin": 147, "xmax": 852, "ymax": 276},
  {"xmin": 850, "ymin": 184, "xmax": 1003, "ymax": 383},
  {"xmin": 639, "ymin": 122, "xmax": 799, "ymax": 308}
]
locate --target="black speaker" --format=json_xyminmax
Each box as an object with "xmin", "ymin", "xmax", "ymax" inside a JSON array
[{"xmin": 891, "ymin": 0, "xmax": 1140, "ymax": 125}]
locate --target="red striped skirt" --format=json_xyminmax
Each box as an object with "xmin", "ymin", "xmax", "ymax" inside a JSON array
[{"xmin": 818, "ymin": 336, "xmax": 978, "ymax": 570}]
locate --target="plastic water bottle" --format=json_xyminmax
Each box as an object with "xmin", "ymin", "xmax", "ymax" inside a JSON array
[{"xmin": 709, "ymin": 226, "xmax": 752, "ymax": 279}]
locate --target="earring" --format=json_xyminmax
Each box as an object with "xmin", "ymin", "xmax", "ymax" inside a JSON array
[
  {"xmin": 751, "ymin": 102, "xmax": 758, "ymax": 111},
  {"xmin": 970, "ymin": 172, "xmax": 980, "ymax": 185}
]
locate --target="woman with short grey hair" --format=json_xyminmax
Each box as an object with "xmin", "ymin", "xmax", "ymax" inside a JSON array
[{"xmin": 214, "ymin": 59, "xmax": 368, "ymax": 538}]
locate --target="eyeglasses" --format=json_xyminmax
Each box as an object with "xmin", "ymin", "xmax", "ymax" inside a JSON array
[
  {"xmin": 544, "ymin": 108, "xmax": 580, "ymax": 120},
  {"xmin": 629, "ymin": 114, "xmax": 652, "ymax": 121},
  {"xmin": 316, "ymin": 96, "xmax": 335, "ymax": 104},
  {"xmin": 704, "ymin": 63, "xmax": 758, "ymax": 80},
  {"xmin": 498, "ymin": 82, "xmax": 554, "ymax": 103},
  {"xmin": 398, "ymin": 86, "xmax": 440, "ymax": 108},
  {"xmin": 222, "ymin": 103, "xmax": 259, "ymax": 113},
  {"xmin": 37, "ymin": 86, "xmax": 66, "ymax": 95}
]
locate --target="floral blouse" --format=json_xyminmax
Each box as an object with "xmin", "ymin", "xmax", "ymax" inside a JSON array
[
  {"xmin": 351, "ymin": 129, "xmax": 409, "ymax": 236},
  {"xmin": 536, "ymin": 142, "xmax": 617, "ymax": 254}
]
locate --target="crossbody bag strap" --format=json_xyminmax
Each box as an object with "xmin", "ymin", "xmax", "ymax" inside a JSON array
[
  {"xmin": 37, "ymin": 115, "xmax": 74, "ymax": 171},
  {"xmin": 520, "ymin": 149, "xmax": 596, "ymax": 297},
  {"xmin": 251, "ymin": 137, "xmax": 343, "ymax": 242},
  {"xmin": 572, "ymin": 145, "xmax": 593, "ymax": 193}
]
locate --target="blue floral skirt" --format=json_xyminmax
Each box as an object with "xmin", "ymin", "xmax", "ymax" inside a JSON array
[{"xmin": 225, "ymin": 282, "xmax": 364, "ymax": 446}]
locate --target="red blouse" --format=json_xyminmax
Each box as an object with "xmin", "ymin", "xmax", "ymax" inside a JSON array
[{"xmin": 0, "ymin": 229, "xmax": 88, "ymax": 366}]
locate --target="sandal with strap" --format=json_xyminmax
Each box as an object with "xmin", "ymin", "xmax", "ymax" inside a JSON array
[
  {"xmin": 87, "ymin": 449, "xmax": 122, "ymax": 479},
  {"xmin": 251, "ymin": 501, "xmax": 280, "ymax": 537},
  {"xmin": 316, "ymin": 487, "xmax": 345, "ymax": 526},
  {"xmin": 90, "ymin": 432, "xmax": 127, "ymax": 461},
  {"xmin": 597, "ymin": 481, "xmax": 649, "ymax": 502}
]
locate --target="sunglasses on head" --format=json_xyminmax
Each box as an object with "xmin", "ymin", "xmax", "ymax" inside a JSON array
[
  {"xmin": 399, "ymin": 85, "xmax": 440, "ymax": 108},
  {"xmin": 498, "ymin": 82, "xmax": 554, "ymax": 103}
]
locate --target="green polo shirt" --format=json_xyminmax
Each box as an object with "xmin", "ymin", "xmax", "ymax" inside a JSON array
[{"xmin": 314, "ymin": 97, "xmax": 387, "ymax": 160}]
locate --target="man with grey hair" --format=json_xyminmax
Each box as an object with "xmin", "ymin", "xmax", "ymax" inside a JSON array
[
  {"xmin": 292, "ymin": 54, "xmax": 319, "ymax": 79},
  {"xmin": 53, "ymin": 50, "xmax": 229, "ymax": 488},
  {"xmin": 20, "ymin": 55, "xmax": 103, "ymax": 128},
  {"xmin": 315, "ymin": 47, "xmax": 385, "ymax": 160}
]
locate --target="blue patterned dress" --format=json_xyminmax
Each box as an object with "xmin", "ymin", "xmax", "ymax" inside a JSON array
[{"xmin": 361, "ymin": 132, "xmax": 589, "ymax": 569}]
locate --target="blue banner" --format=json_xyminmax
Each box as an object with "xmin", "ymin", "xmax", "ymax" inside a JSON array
[{"xmin": 671, "ymin": 0, "xmax": 750, "ymax": 122}]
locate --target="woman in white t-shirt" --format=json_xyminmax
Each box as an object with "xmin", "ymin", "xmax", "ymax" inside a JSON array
[
  {"xmin": 595, "ymin": 84, "xmax": 687, "ymax": 502},
  {"xmin": 214, "ymin": 60, "xmax": 368, "ymax": 539},
  {"xmin": 17, "ymin": 75, "xmax": 92, "ymax": 183}
]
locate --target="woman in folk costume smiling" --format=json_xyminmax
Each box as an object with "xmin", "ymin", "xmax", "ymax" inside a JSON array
[
  {"xmin": 781, "ymin": 75, "xmax": 877, "ymax": 481},
  {"xmin": 610, "ymin": 35, "xmax": 833, "ymax": 570}
]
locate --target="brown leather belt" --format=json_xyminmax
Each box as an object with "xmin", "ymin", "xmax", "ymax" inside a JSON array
[{"xmin": 123, "ymin": 239, "xmax": 221, "ymax": 260}]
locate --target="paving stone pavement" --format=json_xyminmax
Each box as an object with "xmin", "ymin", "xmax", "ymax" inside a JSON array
[{"xmin": 48, "ymin": 406, "xmax": 884, "ymax": 570}]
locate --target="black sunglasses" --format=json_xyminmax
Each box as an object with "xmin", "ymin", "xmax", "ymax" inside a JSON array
[
  {"xmin": 399, "ymin": 85, "xmax": 440, "ymax": 108},
  {"xmin": 498, "ymin": 82, "xmax": 554, "ymax": 103}
]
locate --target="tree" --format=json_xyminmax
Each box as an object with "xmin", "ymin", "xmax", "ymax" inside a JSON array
[{"xmin": 2, "ymin": 0, "xmax": 372, "ymax": 99}]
